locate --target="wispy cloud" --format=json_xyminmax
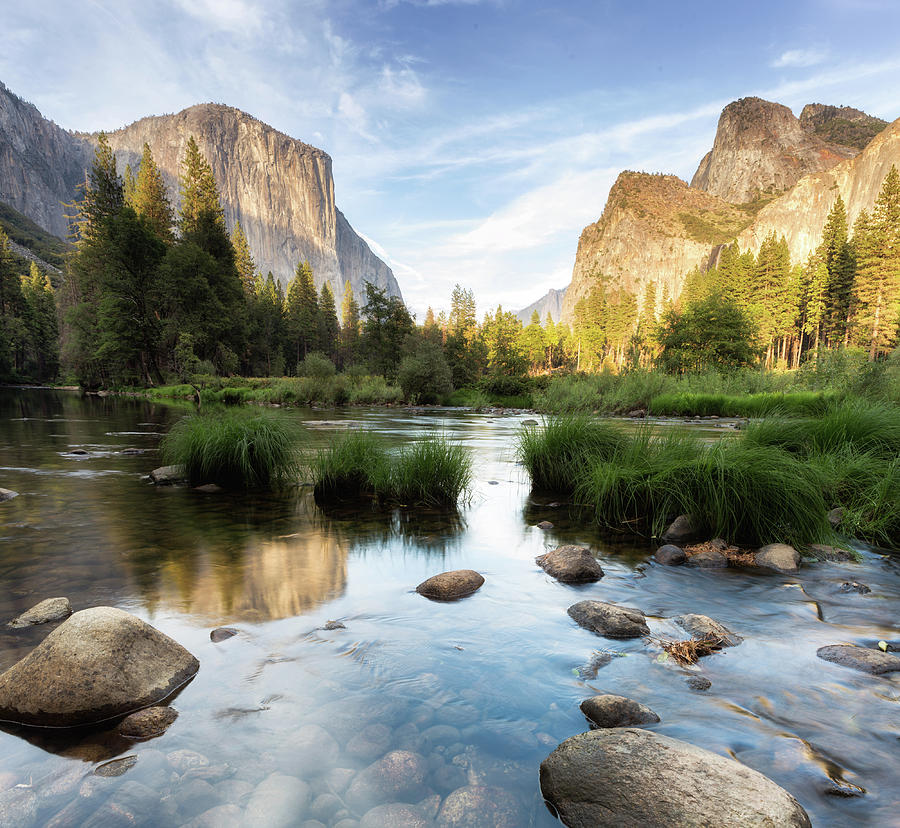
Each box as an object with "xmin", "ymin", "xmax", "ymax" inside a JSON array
[{"xmin": 771, "ymin": 48, "xmax": 828, "ymax": 68}]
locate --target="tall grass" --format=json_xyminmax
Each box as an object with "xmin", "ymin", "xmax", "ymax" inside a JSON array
[
  {"xmin": 648, "ymin": 390, "xmax": 835, "ymax": 418},
  {"xmin": 161, "ymin": 411, "xmax": 301, "ymax": 489},
  {"xmin": 311, "ymin": 432, "xmax": 471, "ymax": 507},
  {"xmin": 516, "ymin": 416, "xmax": 627, "ymax": 493}
]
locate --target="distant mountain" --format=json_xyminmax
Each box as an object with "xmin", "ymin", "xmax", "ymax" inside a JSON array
[
  {"xmin": 0, "ymin": 81, "xmax": 400, "ymax": 301},
  {"xmin": 516, "ymin": 286, "xmax": 567, "ymax": 325}
]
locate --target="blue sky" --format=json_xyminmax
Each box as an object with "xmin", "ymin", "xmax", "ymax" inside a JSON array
[{"xmin": 2, "ymin": 0, "xmax": 899, "ymax": 317}]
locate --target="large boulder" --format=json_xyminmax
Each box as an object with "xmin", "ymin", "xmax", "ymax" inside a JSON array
[
  {"xmin": 540, "ymin": 728, "xmax": 811, "ymax": 827},
  {"xmin": 567, "ymin": 600, "xmax": 649, "ymax": 639},
  {"xmin": 0, "ymin": 607, "xmax": 199, "ymax": 726},
  {"xmin": 416, "ymin": 570, "xmax": 484, "ymax": 601},
  {"xmin": 580, "ymin": 694, "xmax": 659, "ymax": 728},
  {"xmin": 661, "ymin": 514, "xmax": 698, "ymax": 544},
  {"xmin": 674, "ymin": 614, "xmax": 742, "ymax": 647},
  {"xmin": 754, "ymin": 543, "xmax": 800, "ymax": 572},
  {"xmin": 536, "ymin": 546, "xmax": 604, "ymax": 583},
  {"xmin": 817, "ymin": 644, "xmax": 900, "ymax": 675},
  {"xmin": 8, "ymin": 597, "xmax": 72, "ymax": 628}
]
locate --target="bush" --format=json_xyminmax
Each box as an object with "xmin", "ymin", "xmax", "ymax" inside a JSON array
[
  {"xmin": 299, "ymin": 352, "xmax": 336, "ymax": 379},
  {"xmin": 479, "ymin": 373, "xmax": 531, "ymax": 398},
  {"xmin": 398, "ymin": 342, "xmax": 453, "ymax": 403},
  {"xmin": 161, "ymin": 412, "xmax": 301, "ymax": 489}
]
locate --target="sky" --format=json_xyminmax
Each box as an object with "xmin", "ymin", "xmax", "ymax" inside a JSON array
[{"xmin": 2, "ymin": 0, "xmax": 900, "ymax": 318}]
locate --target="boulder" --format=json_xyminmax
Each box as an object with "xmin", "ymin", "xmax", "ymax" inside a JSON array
[
  {"xmin": 540, "ymin": 728, "xmax": 811, "ymax": 827},
  {"xmin": 0, "ymin": 606, "xmax": 199, "ymax": 726},
  {"xmin": 183, "ymin": 805, "xmax": 243, "ymax": 828},
  {"xmin": 661, "ymin": 514, "xmax": 697, "ymax": 544},
  {"xmin": 685, "ymin": 548, "xmax": 728, "ymax": 568},
  {"xmin": 117, "ymin": 706, "xmax": 179, "ymax": 739},
  {"xmin": 436, "ymin": 785, "xmax": 525, "ymax": 827},
  {"xmin": 754, "ymin": 543, "xmax": 800, "ymax": 573},
  {"xmin": 150, "ymin": 465, "xmax": 186, "ymax": 485},
  {"xmin": 654, "ymin": 544, "xmax": 686, "ymax": 565},
  {"xmin": 360, "ymin": 803, "xmax": 430, "ymax": 828},
  {"xmin": 674, "ymin": 614, "xmax": 742, "ymax": 646},
  {"xmin": 8, "ymin": 597, "xmax": 72, "ymax": 628},
  {"xmin": 416, "ymin": 570, "xmax": 484, "ymax": 601},
  {"xmin": 0, "ymin": 488, "xmax": 18, "ymax": 503},
  {"xmin": 580, "ymin": 694, "xmax": 659, "ymax": 728},
  {"xmin": 536, "ymin": 546, "xmax": 604, "ymax": 583},
  {"xmin": 346, "ymin": 750, "xmax": 428, "ymax": 813},
  {"xmin": 817, "ymin": 644, "xmax": 900, "ymax": 675},
  {"xmin": 567, "ymin": 600, "xmax": 649, "ymax": 639}
]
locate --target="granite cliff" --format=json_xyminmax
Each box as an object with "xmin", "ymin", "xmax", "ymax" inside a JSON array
[{"xmin": 0, "ymin": 82, "xmax": 399, "ymax": 300}]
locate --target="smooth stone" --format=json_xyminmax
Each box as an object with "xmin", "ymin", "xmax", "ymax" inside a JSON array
[
  {"xmin": 0, "ymin": 488, "xmax": 18, "ymax": 503},
  {"xmin": 686, "ymin": 548, "xmax": 728, "ymax": 568},
  {"xmin": 167, "ymin": 749, "xmax": 210, "ymax": 773},
  {"xmin": 817, "ymin": 644, "xmax": 900, "ymax": 674},
  {"xmin": 827, "ymin": 506, "xmax": 845, "ymax": 529},
  {"xmin": 654, "ymin": 544, "xmax": 686, "ymax": 565},
  {"xmin": 194, "ymin": 483, "xmax": 224, "ymax": 493},
  {"xmin": 149, "ymin": 465, "xmax": 186, "ymax": 485},
  {"xmin": 674, "ymin": 614, "xmax": 743, "ymax": 646},
  {"xmin": 322, "ymin": 620, "xmax": 346, "ymax": 630},
  {"xmin": 292, "ymin": 724, "xmax": 339, "ymax": 775},
  {"xmin": 540, "ymin": 728, "xmax": 811, "ymax": 827},
  {"xmin": 0, "ymin": 607, "xmax": 199, "ymax": 727},
  {"xmin": 661, "ymin": 514, "xmax": 697, "ymax": 544},
  {"xmin": 323, "ymin": 767, "xmax": 355, "ymax": 795},
  {"xmin": 93, "ymin": 755, "xmax": 138, "ymax": 777},
  {"xmin": 535, "ymin": 520, "xmax": 554, "ymax": 530},
  {"xmin": 176, "ymin": 778, "xmax": 220, "ymax": 820},
  {"xmin": 182, "ymin": 804, "xmax": 243, "ymax": 828},
  {"xmin": 808, "ymin": 544, "xmax": 856, "ymax": 562},
  {"xmin": 436, "ymin": 785, "xmax": 525, "ymax": 828},
  {"xmin": 334, "ymin": 821, "xmax": 359, "ymax": 828},
  {"xmin": 83, "ymin": 781, "xmax": 160, "ymax": 828},
  {"xmin": 360, "ymin": 803, "xmax": 430, "ymax": 828},
  {"xmin": 117, "ymin": 705, "xmax": 178, "ymax": 739},
  {"xmin": 754, "ymin": 543, "xmax": 801, "ymax": 573},
  {"xmin": 838, "ymin": 582, "xmax": 871, "ymax": 594},
  {"xmin": 522, "ymin": 419, "xmax": 538, "ymax": 426},
  {"xmin": 347, "ymin": 723, "xmax": 392, "ymax": 761},
  {"xmin": 416, "ymin": 570, "xmax": 484, "ymax": 601},
  {"xmin": 345, "ymin": 750, "xmax": 428, "ymax": 813},
  {"xmin": 68, "ymin": 449, "xmax": 89, "ymax": 455},
  {"xmin": 310, "ymin": 792, "xmax": 343, "ymax": 822},
  {"xmin": 8, "ymin": 597, "xmax": 72, "ymax": 628},
  {"xmin": 567, "ymin": 600, "xmax": 649, "ymax": 639},
  {"xmin": 244, "ymin": 773, "xmax": 310, "ymax": 827},
  {"xmin": 580, "ymin": 694, "xmax": 660, "ymax": 728},
  {"xmin": 536, "ymin": 545, "xmax": 604, "ymax": 583},
  {"xmin": 686, "ymin": 675, "xmax": 712, "ymax": 691},
  {"xmin": 210, "ymin": 627, "xmax": 239, "ymax": 643}
]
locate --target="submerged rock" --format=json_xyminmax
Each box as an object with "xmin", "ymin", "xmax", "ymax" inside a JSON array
[
  {"xmin": 416, "ymin": 570, "xmax": 484, "ymax": 601},
  {"xmin": 535, "ymin": 520, "xmax": 554, "ymax": 530},
  {"xmin": 346, "ymin": 750, "xmax": 428, "ymax": 813},
  {"xmin": 0, "ymin": 606, "xmax": 199, "ymax": 726},
  {"xmin": 661, "ymin": 514, "xmax": 697, "ymax": 544},
  {"xmin": 540, "ymin": 728, "xmax": 811, "ymax": 827},
  {"xmin": 8, "ymin": 597, "xmax": 72, "ymax": 628},
  {"xmin": 210, "ymin": 627, "xmax": 239, "ymax": 643},
  {"xmin": 360, "ymin": 803, "xmax": 430, "ymax": 828},
  {"xmin": 536, "ymin": 546, "xmax": 604, "ymax": 583},
  {"xmin": 0, "ymin": 488, "xmax": 18, "ymax": 503},
  {"xmin": 244, "ymin": 773, "xmax": 310, "ymax": 827},
  {"xmin": 654, "ymin": 544, "xmax": 686, "ymax": 565},
  {"xmin": 436, "ymin": 785, "xmax": 525, "ymax": 828},
  {"xmin": 117, "ymin": 706, "xmax": 179, "ymax": 739},
  {"xmin": 580, "ymin": 694, "xmax": 659, "ymax": 728},
  {"xmin": 194, "ymin": 483, "xmax": 224, "ymax": 493},
  {"xmin": 839, "ymin": 582, "xmax": 871, "ymax": 594},
  {"xmin": 567, "ymin": 600, "xmax": 649, "ymax": 639},
  {"xmin": 674, "ymin": 614, "xmax": 742, "ymax": 646},
  {"xmin": 150, "ymin": 465, "xmax": 186, "ymax": 485},
  {"xmin": 686, "ymin": 675, "xmax": 712, "ymax": 691},
  {"xmin": 754, "ymin": 543, "xmax": 801, "ymax": 573},
  {"xmin": 817, "ymin": 644, "xmax": 900, "ymax": 675}
]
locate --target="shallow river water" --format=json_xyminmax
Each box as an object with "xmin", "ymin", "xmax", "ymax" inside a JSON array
[{"xmin": 0, "ymin": 389, "xmax": 898, "ymax": 827}]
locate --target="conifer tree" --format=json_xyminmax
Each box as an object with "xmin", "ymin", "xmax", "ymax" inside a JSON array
[
  {"xmin": 340, "ymin": 280, "xmax": 360, "ymax": 364},
  {"xmin": 21, "ymin": 261, "xmax": 59, "ymax": 380},
  {"xmin": 518, "ymin": 309, "xmax": 546, "ymax": 371},
  {"xmin": 132, "ymin": 143, "xmax": 174, "ymax": 241},
  {"xmin": 179, "ymin": 136, "xmax": 225, "ymax": 235},
  {"xmin": 231, "ymin": 221, "xmax": 256, "ymax": 292},
  {"xmin": 123, "ymin": 164, "xmax": 136, "ymax": 205},
  {"xmin": 283, "ymin": 261, "xmax": 319, "ymax": 369},
  {"xmin": 318, "ymin": 281, "xmax": 340, "ymax": 359},
  {"xmin": 0, "ymin": 227, "xmax": 25, "ymax": 377},
  {"xmin": 819, "ymin": 194, "xmax": 854, "ymax": 344},
  {"xmin": 544, "ymin": 312, "xmax": 557, "ymax": 368}
]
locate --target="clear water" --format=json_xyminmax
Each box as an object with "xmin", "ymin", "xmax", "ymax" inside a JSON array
[{"xmin": 0, "ymin": 390, "xmax": 897, "ymax": 826}]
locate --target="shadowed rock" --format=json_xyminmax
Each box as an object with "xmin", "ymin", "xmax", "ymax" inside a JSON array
[
  {"xmin": 0, "ymin": 607, "xmax": 199, "ymax": 727},
  {"xmin": 8, "ymin": 597, "xmax": 71, "ymax": 628},
  {"xmin": 567, "ymin": 600, "xmax": 649, "ymax": 639},
  {"xmin": 210, "ymin": 627, "xmax": 239, "ymax": 643},
  {"xmin": 416, "ymin": 570, "xmax": 484, "ymax": 601},
  {"xmin": 661, "ymin": 514, "xmax": 697, "ymax": 544},
  {"xmin": 150, "ymin": 465, "xmax": 186, "ymax": 485},
  {"xmin": 674, "ymin": 614, "xmax": 742, "ymax": 646},
  {"xmin": 580, "ymin": 694, "xmax": 659, "ymax": 728},
  {"xmin": 654, "ymin": 544, "xmax": 686, "ymax": 565},
  {"xmin": 536, "ymin": 546, "xmax": 604, "ymax": 583},
  {"xmin": 686, "ymin": 548, "xmax": 728, "ymax": 568},
  {"xmin": 540, "ymin": 728, "xmax": 811, "ymax": 827},
  {"xmin": 817, "ymin": 645, "xmax": 900, "ymax": 675}
]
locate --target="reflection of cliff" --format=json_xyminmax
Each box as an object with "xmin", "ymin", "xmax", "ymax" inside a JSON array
[{"xmin": 155, "ymin": 533, "xmax": 348, "ymax": 624}]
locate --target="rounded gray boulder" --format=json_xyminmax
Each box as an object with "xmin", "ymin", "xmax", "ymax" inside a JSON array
[
  {"xmin": 0, "ymin": 606, "xmax": 199, "ymax": 727},
  {"xmin": 416, "ymin": 570, "xmax": 484, "ymax": 601},
  {"xmin": 754, "ymin": 543, "xmax": 800, "ymax": 573},
  {"xmin": 536, "ymin": 545, "xmax": 604, "ymax": 583},
  {"xmin": 540, "ymin": 728, "xmax": 811, "ymax": 827},
  {"xmin": 817, "ymin": 644, "xmax": 900, "ymax": 674},
  {"xmin": 8, "ymin": 597, "xmax": 72, "ymax": 628},
  {"xmin": 580, "ymin": 694, "xmax": 659, "ymax": 728},
  {"xmin": 567, "ymin": 600, "xmax": 649, "ymax": 639}
]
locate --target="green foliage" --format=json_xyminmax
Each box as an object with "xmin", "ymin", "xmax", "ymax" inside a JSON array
[
  {"xmin": 179, "ymin": 136, "xmax": 225, "ymax": 234},
  {"xmin": 361, "ymin": 281, "xmax": 414, "ymax": 379},
  {"xmin": 161, "ymin": 411, "xmax": 301, "ymax": 489},
  {"xmin": 398, "ymin": 340, "xmax": 453, "ymax": 403},
  {"xmin": 0, "ymin": 201, "xmax": 70, "ymax": 269},
  {"xmin": 299, "ymin": 351, "xmax": 336, "ymax": 379},
  {"xmin": 128, "ymin": 143, "xmax": 173, "ymax": 242},
  {"xmin": 649, "ymin": 390, "xmax": 835, "ymax": 417}
]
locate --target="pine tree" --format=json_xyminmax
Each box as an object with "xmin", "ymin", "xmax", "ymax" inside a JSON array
[
  {"xmin": 340, "ymin": 280, "xmax": 360, "ymax": 364},
  {"xmin": 21, "ymin": 261, "xmax": 59, "ymax": 381},
  {"xmin": 819, "ymin": 194, "xmax": 854, "ymax": 344},
  {"xmin": 449, "ymin": 284, "xmax": 477, "ymax": 334},
  {"xmin": 0, "ymin": 227, "xmax": 26, "ymax": 377},
  {"xmin": 123, "ymin": 164, "xmax": 136, "ymax": 206},
  {"xmin": 231, "ymin": 221, "xmax": 256, "ymax": 293},
  {"xmin": 544, "ymin": 313, "xmax": 557, "ymax": 368},
  {"xmin": 179, "ymin": 136, "xmax": 225, "ymax": 235},
  {"xmin": 71, "ymin": 132, "xmax": 123, "ymax": 246},
  {"xmin": 518, "ymin": 309, "xmax": 546, "ymax": 371},
  {"xmin": 132, "ymin": 143, "xmax": 174, "ymax": 241},
  {"xmin": 283, "ymin": 261, "xmax": 318, "ymax": 370},
  {"xmin": 318, "ymin": 281, "xmax": 339, "ymax": 360},
  {"xmin": 802, "ymin": 257, "xmax": 829, "ymax": 353}
]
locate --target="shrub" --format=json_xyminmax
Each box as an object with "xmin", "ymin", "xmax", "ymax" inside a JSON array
[
  {"xmin": 398, "ymin": 342, "xmax": 453, "ymax": 403},
  {"xmin": 161, "ymin": 412, "xmax": 301, "ymax": 489},
  {"xmin": 299, "ymin": 352, "xmax": 336, "ymax": 379}
]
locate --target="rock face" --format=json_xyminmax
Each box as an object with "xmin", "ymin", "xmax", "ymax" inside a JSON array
[
  {"xmin": 691, "ymin": 97, "xmax": 858, "ymax": 204},
  {"xmin": 754, "ymin": 543, "xmax": 801, "ymax": 573},
  {"xmin": 515, "ymin": 286, "xmax": 567, "ymax": 325},
  {"xmin": 567, "ymin": 600, "xmax": 649, "ymax": 639},
  {"xmin": 0, "ymin": 606, "xmax": 199, "ymax": 726},
  {"xmin": 536, "ymin": 545, "xmax": 604, "ymax": 583},
  {"xmin": 539, "ymin": 728, "xmax": 812, "ymax": 828},
  {"xmin": 799, "ymin": 104, "xmax": 888, "ymax": 150},
  {"xmin": 416, "ymin": 570, "xmax": 484, "ymax": 601},
  {"xmin": 817, "ymin": 644, "xmax": 900, "ymax": 675},
  {"xmin": 0, "ymin": 81, "xmax": 399, "ymax": 301},
  {"xmin": 8, "ymin": 597, "xmax": 72, "ymax": 627},
  {"xmin": 580, "ymin": 694, "xmax": 659, "ymax": 728}
]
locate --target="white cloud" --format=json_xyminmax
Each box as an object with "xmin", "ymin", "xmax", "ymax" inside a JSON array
[{"xmin": 771, "ymin": 48, "xmax": 827, "ymax": 69}]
